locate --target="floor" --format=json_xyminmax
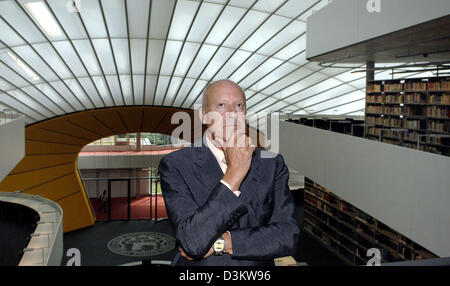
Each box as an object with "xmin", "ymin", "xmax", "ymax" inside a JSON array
[
  {"xmin": 62, "ymin": 189, "xmax": 347, "ymax": 266},
  {"xmin": 90, "ymin": 196, "xmax": 167, "ymax": 221}
]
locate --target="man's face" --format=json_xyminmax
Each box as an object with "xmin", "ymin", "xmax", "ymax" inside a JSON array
[{"xmin": 202, "ymin": 81, "xmax": 247, "ymax": 145}]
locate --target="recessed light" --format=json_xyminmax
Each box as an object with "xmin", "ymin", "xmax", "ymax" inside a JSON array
[
  {"xmin": 24, "ymin": 1, "xmax": 63, "ymax": 38},
  {"xmin": 7, "ymin": 51, "xmax": 39, "ymax": 81}
]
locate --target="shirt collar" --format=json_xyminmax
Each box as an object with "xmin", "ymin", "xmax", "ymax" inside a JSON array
[{"xmin": 204, "ymin": 132, "xmax": 226, "ymax": 164}]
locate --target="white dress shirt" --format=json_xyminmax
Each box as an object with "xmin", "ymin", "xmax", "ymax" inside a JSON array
[{"xmin": 204, "ymin": 133, "xmax": 241, "ymax": 197}]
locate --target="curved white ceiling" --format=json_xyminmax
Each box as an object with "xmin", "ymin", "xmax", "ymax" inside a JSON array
[{"xmin": 0, "ymin": 0, "xmax": 434, "ymax": 124}]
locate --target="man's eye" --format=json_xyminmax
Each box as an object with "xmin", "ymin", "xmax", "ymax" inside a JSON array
[{"xmin": 218, "ymin": 103, "xmax": 225, "ymax": 107}]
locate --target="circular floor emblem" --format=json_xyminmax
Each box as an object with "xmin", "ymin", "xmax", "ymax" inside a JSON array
[{"xmin": 107, "ymin": 232, "xmax": 176, "ymax": 257}]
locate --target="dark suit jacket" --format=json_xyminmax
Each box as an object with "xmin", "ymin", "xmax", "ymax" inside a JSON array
[{"xmin": 158, "ymin": 139, "xmax": 300, "ymax": 266}]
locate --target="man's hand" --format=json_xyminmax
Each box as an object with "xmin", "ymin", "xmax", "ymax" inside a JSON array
[
  {"xmin": 178, "ymin": 232, "xmax": 233, "ymax": 260},
  {"xmin": 220, "ymin": 130, "xmax": 256, "ymax": 192},
  {"xmin": 179, "ymin": 246, "xmax": 214, "ymax": 261}
]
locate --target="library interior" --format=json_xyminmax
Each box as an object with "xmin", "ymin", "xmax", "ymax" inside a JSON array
[{"xmin": 0, "ymin": 0, "xmax": 449, "ymax": 266}]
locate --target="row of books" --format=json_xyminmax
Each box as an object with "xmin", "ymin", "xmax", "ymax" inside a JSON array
[
  {"xmin": 405, "ymin": 120, "xmax": 421, "ymax": 129},
  {"xmin": 385, "ymin": 95, "xmax": 403, "ymax": 104},
  {"xmin": 383, "ymin": 129, "xmax": 406, "ymax": 138},
  {"xmin": 428, "ymin": 80, "xmax": 450, "ymax": 91},
  {"xmin": 384, "ymin": 118, "xmax": 403, "ymax": 127},
  {"xmin": 367, "ymin": 128, "xmax": 381, "ymax": 136},
  {"xmin": 405, "ymin": 81, "xmax": 427, "ymax": 91},
  {"xmin": 384, "ymin": 83, "xmax": 403, "ymax": 92},
  {"xmin": 427, "ymin": 106, "xmax": 449, "ymax": 118},
  {"xmin": 404, "ymin": 132, "xmax": 418, "ymax": 141},
  {"xmin": 429, "ymin": 136, "xmax": 448, "ymax": 146},
  {"xmin": 384, "ymin": 106, "xmax": 402, "ymax": 115},
  {"xmin": 405, "ymin": 143, "xmax": 427, "ymax": 152},
  {"xmin": 368, "ymin": 94, "xmax": 449, "ymax": 104},
  {"xmin": 367, "ymin": 95, "xmax": 383, "ymax": 103},
  {"xmin": 429, "ymin": 94, "xmax": 450, "ymax": 105},
  {"xmin": 429, "ymin": 121, "xmax": 449, "ymax": 133},
  {"xmin": 405, "ymin": 93, "xmax": 426, "ymax": 104},
  {"xmin": 366, "ymin": 116, "xmax": 383, "ymax": 125},
  {"xmin": 367, "ymin": 105, "xmax": 383, "ymax": 113},
  {"xmin": 382, "ymin": 138, "xmax": 401, "ymax": 146},
  {"xmin": 368, "ymin": 79, "xmax": 450, "ymax": 93},
  {"xmin": 367, "ymin": 94, "xmax": 450, "ymax": 105},
  {"xmin": 367, "ymin": 84, "xmax": 381, "ymax": 92}
]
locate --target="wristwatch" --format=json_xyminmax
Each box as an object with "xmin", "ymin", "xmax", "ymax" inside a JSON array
[{"xmin": 213, "ymin": 236, "xmax": 226, "ymax": 255}]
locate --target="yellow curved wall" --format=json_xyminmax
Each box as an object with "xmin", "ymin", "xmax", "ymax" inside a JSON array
[{"xmin": 0, "ymin": 106, "xmax": 264, "ymax": 233}]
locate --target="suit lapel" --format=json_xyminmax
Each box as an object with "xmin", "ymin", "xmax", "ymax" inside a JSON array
[
  {"xmin": 193, "ymin": 140, "xmax": 224, "ymax": 193},
  {"xmin": 192, "ymin": 138, "xmax": 262, "ymax": 205},
  {"xmin": 238, "ymin": 150, "xmax": 262, "ymax": 205}
]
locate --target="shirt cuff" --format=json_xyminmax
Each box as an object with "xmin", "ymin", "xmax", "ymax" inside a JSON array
[{"xmin": 220, "ymin": 179, "xmax": 241, "ymax": 197}]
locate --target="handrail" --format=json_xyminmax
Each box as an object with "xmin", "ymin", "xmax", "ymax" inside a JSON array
[{"xmin": 0, "ymin": 192, "xmax": 63, "ymax": 266}]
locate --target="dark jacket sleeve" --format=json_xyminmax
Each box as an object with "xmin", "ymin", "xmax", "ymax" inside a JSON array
[
  {"xmin": 229, "ymin": 154, "xmax": 300, "ymax": 260},
  {"xmin": 158, "ymin": 154, "xmax": 248, "ymax": 259}
]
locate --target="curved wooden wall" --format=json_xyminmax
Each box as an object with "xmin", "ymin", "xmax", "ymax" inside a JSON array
[{"xmin": 0, "ymin": 107, "xmax": 199, "ymax": 232}]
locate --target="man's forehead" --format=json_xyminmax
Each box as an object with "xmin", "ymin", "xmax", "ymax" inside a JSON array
[{"xmin": 206, "ymin": 81, "xmax": 245, "ymax": 100}]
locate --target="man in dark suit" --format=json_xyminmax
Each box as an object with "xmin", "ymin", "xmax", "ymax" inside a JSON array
[{"xmin": 158, "ymin": 79, "xmax": 300, "ymax": 266}]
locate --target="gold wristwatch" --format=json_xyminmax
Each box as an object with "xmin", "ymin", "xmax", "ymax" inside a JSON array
[{"xmin": 213, "ymin": 236, "xmax": 226, "ymax": 255}]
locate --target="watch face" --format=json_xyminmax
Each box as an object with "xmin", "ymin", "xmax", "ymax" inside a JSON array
[{"xmin": 214, "ymin": 240, "xmax": 225, "ymax": 252}]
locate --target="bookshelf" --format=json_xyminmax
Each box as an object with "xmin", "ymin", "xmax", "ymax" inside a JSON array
[
  {"xmin": 365, "ymin": 77, "xmax": 450, "ymax": 156},
  {"xmin": 303, "ymin": 178, "xmax": 438, "ymax": 265}
]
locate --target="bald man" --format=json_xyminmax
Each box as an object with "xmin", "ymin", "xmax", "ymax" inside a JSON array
[{"xmin": 158, "ymin": 79, "xmax": 300, "ymax": 266}]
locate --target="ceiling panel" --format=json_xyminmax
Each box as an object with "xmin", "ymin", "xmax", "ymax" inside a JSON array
[
  {"xmin": 119, "ymin": 74, "xmax": 133, "ymax": 105},
  {"xmin": 240, "ymin": 14, "xmax": 291, "ymax": 52},
  {"xmin": 52, "ymin": 41, "xmax": 88, "ymax": 78},
  {"xmin": 21, "ymin": 85, "xmax": 64, "ymax": 115},
  {"xmin": 72, "ymin": 40, "xmax": 102, "ymax": 76},
  {"xmin": 80, "ymin": 0, "xmax": 108, "ymax": 38},
  {"xmin": 34, "ymin": 82, "xmax": 74, "ymax": 113},
  {"xmin": 105, "ymin": 75, "xmax": 124, "ymax": 106},
  {"xmin": 186, "ymin": 2, "xmax": 224, "ymax": 43},
  {"xmin": 204, "ymin": 6, "xmax": 247, "ymax": 46},
  {"xmin": 46, "ymin": 0, "xmax": 85, "ymax": 39},
  {"xmin": 1, "ymin": 1, "xmax": 48, "ymax": 44},
  {"xmin": 77, "ymin": 77, "xmax": 104, "ymax": 108},
  {"xmin": 31, "ymin": 43, "xmax": 72, "ymax": 79},
  {"xmin": 149, "ymin": 0, "xmax": 176, "ymax": 39},
  {"xmin": 228, "ymin": 53, "xmax": 267, "ymax": 83},
  {"xmin": 49, "ymin": 80, "xmax": 85, "ymax": 110},
  {"xmin": 168, "ymin": 0, "xmax": 200, "ymax": 41},
  {"xmin": 223, "ymin": 10, "xmax": 268, "ymax": 49},
  {"xmin": 245, "ymin": 60, "xmax": 297, "ymax": 91},
  {"xmin": 10, "ymin": 45, "xmax": 59, "ymax": 82},
  {"xmin": 63, "ymin": 78, "xmax": 95, "ymax": 109},
  {"xmin": 1, "ymin": 0, "xmax": 422, "ymax": 122},
  {"xmin": 276, "ymin": 0, "xmax": 321, "ymax": 19},
  {"xmin": 130, "ymin": 39, "xmax": 147, "ymax": 74},
  {"xmin": 92, "ymin": 76, "xmax": 114, "ymax": 107},
  {"xmin": 174, "ymin": 42, "xmax": 201, "ymax": 77},
  {"xmin": 7, "ymin": 89, "xmax": 53, "ymax": 118},
  {"xmin": 0, "ymin": 91, "xmax": 43, "ymax": 121},
  {"xmin": 127, "ymin": 0, "xmax": 151, "ymax": 38},
  {"xmin": 93, "ymin": 39, "xmax": 118, "ymax": 75},
  {"xmin": 172, "ymin": 77, "xmax": 196, "ymax": 107}
]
